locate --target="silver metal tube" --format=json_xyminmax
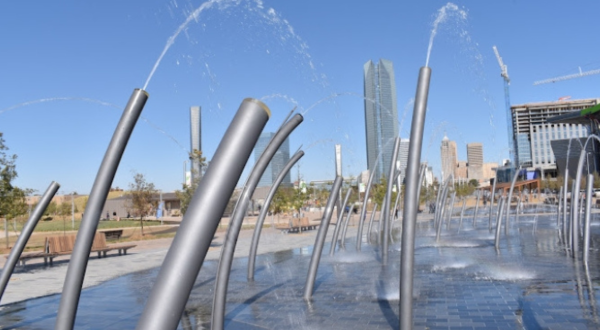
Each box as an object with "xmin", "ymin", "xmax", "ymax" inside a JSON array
[
  {"xmin": 303, "ymin": 176, "xmax": 343, "ymax": 301},
  {"xmin": 330, "ymin": 188, "xmax": 352, "ymax": 255},
  {"xmin": 400, "ymin": 66, "xmax": 431, "ymax": 330},
  {"xmin": 572, "ymin": 150, "xmax": 587, "ymax": 256},
  {"xmin": 356, "ymin": 156, "xmax": 380, "ymax": 251},
  {"xmin": 505, "ymin": 167, "xmax": 521, "ymax": 232},
  {"xmin": 584, "ymin": 174, "xmax": 593, "ymax": 266},
  {"xmin": 446, "ymin": 192, "xmax": 456, "ymax": 230},
  {"xmin": 248, "ymin": 150, "xmax": 304, "ymax": 281},
  {"xmin": 457, "ymin": 199, "xmax": 466, "ymax": 234},
  {"xmin": 495, "ymin": 197, "xmax": 505, "ymax": 249},
  {"xmin": 0, "ymin": 181, "xmax": 59, "ymax": 302},
  {"xmin": 488, "ymin": 172, "xmax": 498, "ymax": 229},
  {"xmin": 435, "ymin": 184, "xmax": 449, "ymax": 242},
  {"xmin": 340, "ymin": 204, "xmax": 353, "ymax": 248},
  {"xmin": 472, "ymin": 193, "xmax": 480, "ymax": 228},
  {"xmin": 415, "ymin": 164, "xmax": 426, "ymax": 210},
  {"xmin": 382, "ymin": 137, "xmax": 401, "ymax": 263},
  {"xmin": 367, "ymin": 203, "xmax": 378, "ymax": 245},
  {"xmin": 557, "ymin": 187, "xmax": 563, "ymax": 231},
  {"xmin": 136, "ymin": 98, "xmax": 270, "ymax": 330},
  {"xmin": 56, "ymin": 89, "xmax": 148, "ymax": 330},
  {"xmin": 563, "ymin": 166, "xmax": 570, "ymax": 246},
  {"xmin": 212, "ymin": 113, "xmax": 303, "ymax": 330}
]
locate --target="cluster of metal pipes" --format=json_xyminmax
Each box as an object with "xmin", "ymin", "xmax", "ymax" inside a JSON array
[
  {"xmin": 558, "ymin": 134, "xmax": 600, "ymax": 267},
  {"xmin": 0, "ymin": 65, "xmax": 433, "ymax": 330}
]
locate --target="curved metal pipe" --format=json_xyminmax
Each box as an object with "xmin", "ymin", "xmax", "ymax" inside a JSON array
[
  {"xmin": 584, "ymin": 174, "xmax": 593, "ymax": 266},
  {"xmin": 356, "ymin": 156, "xmax": 380, "ymax": 251},
  {"xmin": 382, "ymin": 137, "xmax": 401, "ymax": 263},
  {"xmin": 435, "ymin": 183, "xmax": 450, "ymax": 242},
  {"xmin": 303, "ymin": 176, "xmax": 343, "ymax": 301},
  {"xmin": 488, "ymin": 171, "xmax": 498, "ymax": 229},
  {"xmin": 505, "ymin": 167, "xmax": 521, "ymax": 234},
  {"xmin": 330, "ymin": 188, "xmax": 352, "ymax": 255},
  {"xmin": 0, "ymin": 181, "xmax": 59, "ymax": 302},
  {"xmin": 472, "ymin": 193, "xmax": 480, "ymax": 228},
  {"xmin": 457, "ymin": 199, "xmax": 466, "ymax": 234},
  {"xmin": 400, "ymin": 66, "xmax": 431, "ymax": 330},
  {"xmin": 494, "ymin": 197, "xmax": 506, "ymax": 249},
  {"xmin": 247, "ymin": 150, "xmax": 304, "ymax": 281},
  {"xmin": 212, "ymin": 113, "xmax": 303, "ymax": 330},
  {"xmin": 56, "ymin": 88, "xmax": 148, "ymax": 330},
  {"xmin": 367, "ymin": 203, "xmax": 378, "ymax": 245},
  {"xmin": 446, "ymin": 192, "xmax": 456, "ymax": 230},
  {"xmin": 415, "ymin": 164, "xmax": 427, "ymax": 210},
  {"xmin": 136, "ymin": 98, "xmax": 270, "ymax": 330},
  {"xmin": 340, "ymin": 203, "xmax": 353, "ymax": 248}
]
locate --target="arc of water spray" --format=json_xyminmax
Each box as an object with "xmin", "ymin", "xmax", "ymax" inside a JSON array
[
  {"xmin": 248, "ymin": 149, "xmax": 304, "ymax": 281},
  {"xmin": 211, "ymin": 113, "xmax": 303, "ymax": 330},
  {"xmin": 0, "ymin": 97, "xmax": 189, "ymax": 155}
]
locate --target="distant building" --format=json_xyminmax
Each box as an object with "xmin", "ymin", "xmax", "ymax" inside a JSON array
[
  {"xmin": 254, "ymin": 132, "xmax": 291, "ymax": 187},
  {"xmin": 440, "ymin": 134, "xmax": 457, "ymax": 183},
  {"xmin": 456, "ymin": 161, "xmax": 468, "ymax": 182},
  {"xmin": 364, "ymin": 59, "xmax": 398, "ymax": 183},
  {"xmin": 467, "ymin": 143, "xmax": 484, "ymax": 181},
  {"xmin": 511, "ymin": 98, "xmax": 599, "ymax": 171},
  {"xmin": 483, "ymin": 162, "xmax": 498, "ymax": 184},
  {"xmin": 398, "ymin": 139, "xmax": 410, "ymax": 184}
]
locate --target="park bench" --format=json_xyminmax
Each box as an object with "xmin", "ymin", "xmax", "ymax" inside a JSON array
[
  {"xmin": 99, "ymin": 229, "xmax": 124, "ymax": 240},
  {"xmin": 275, "ymin": 217, "xmax": 317, "ymax": 234},
  {"xmin": 16, "ymin": 233, "xmax": 136, "ymax": 266}
]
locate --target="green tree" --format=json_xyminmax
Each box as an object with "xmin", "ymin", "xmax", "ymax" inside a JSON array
[
  {"xmin": 0, "ymin": 133, "xmax": 18, "ymax": 221},
  {"xmin": 176, "ymin": 150, "xmax": 207, "ymax": 216},
  {"xmin": 128, "ymin": 173, "xmax": 157, "ymax": 236}
]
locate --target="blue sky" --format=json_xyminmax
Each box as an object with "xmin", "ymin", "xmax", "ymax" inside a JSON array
[{"xmin": 1, "ymin": 0, "xmax": 600, "ymax": 195}]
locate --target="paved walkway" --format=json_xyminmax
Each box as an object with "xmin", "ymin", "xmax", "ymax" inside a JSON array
[{"xmin": 0, "ymin": 222, "xmax": 348, "ymax": 305}]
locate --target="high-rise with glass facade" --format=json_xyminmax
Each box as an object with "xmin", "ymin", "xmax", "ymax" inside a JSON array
[
  {"xmin": 364, "ymin": 59, "xmax": 398, "ymax": 183},
  {"xmin": 254, "ymin": 132, "xmax": 291, "ymax": 187}
]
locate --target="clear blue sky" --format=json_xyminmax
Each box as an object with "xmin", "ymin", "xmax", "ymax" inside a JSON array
[{"xmin": 1, "ymin": 0, "xmax": 600, "ymax": 195}]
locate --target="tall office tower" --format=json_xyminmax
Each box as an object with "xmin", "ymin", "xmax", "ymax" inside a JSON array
[
  {"xmin": 364, "ymin": 59, "xmax": 399, "ymax": 183},
  {"xmin": 254, "ymin": 132, "xmax": 291, "ymax": 187},
  {"xmin": 440, "ymin": 134, "xmax": 457, "ymax": 183},
  {"xmin": 398, "ymin": 139, "xmax": 410, "ymax": 184},
  {"xmin": 335, "ymin": 144, "xmax": 342, "ymax": 177},
  {"xmin": 511, "ymin": 98, "xmax": 599, "ymax": 169},
  {"xmin": 467, "ymin": 143, "xmax": 484, "ymax": 182},
  {"xmin": 189, "ymin": 106, "xmax": 202, "ymax": 184}
]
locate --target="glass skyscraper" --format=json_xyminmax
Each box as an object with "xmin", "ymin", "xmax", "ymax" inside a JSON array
[
  {"xmin": 254, "ymin": 132, "xmax": 291, "ymax": 187},
  {"xmin": 364, "ymin": 59, "xmax": 398, "ymax": 183}
]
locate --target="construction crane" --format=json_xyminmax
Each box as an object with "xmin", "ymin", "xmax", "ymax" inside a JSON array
[
  {"xmin": 533, "ymin": 66, "xmax": 600, "ymax": 85},
  {"xmin": 493, "ymin": 45, "xmax": 516, "ymax": 167}
]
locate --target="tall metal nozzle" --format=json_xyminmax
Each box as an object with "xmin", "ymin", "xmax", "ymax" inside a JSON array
[
  {"xmin": 136, "ymin": 98, "xmax": 270, "ymax": 330},
  {"xmin": 400, "ymin": 66, "xmax": 431, "ymax": 330},
  {"xmin": 56, "ymin": 88, "xmax": 148, "ymax": 330},
  {"xmin": 0, "ymin": 181, "xmax": 60, "ymax": 302}
]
